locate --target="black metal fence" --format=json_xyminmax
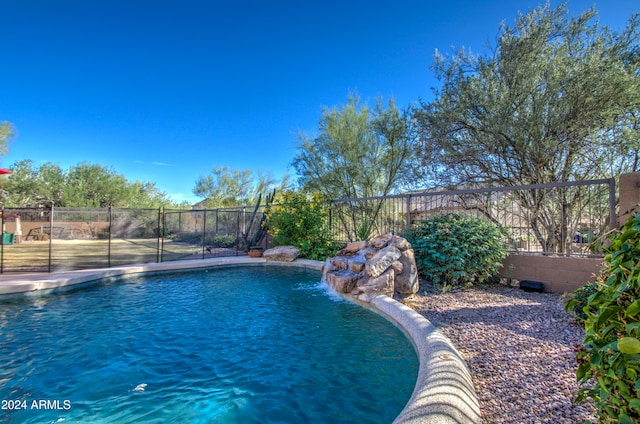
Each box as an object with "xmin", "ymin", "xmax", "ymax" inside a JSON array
[
  {"xmin": 328, "ymin": 178, "xmax": 617, "ymax": 256},
  {"xmin": 0, "ymin": 206, "xmax": 266, "ymax": 273},
  {"xmin": 0, "ymin": 178, "xmax": 618, "ymax": 272}
]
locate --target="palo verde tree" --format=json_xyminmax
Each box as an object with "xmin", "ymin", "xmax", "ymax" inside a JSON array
[
  {"xmin": 292, "ymin": 93, "xmax": 414, "ymax": 240},
  {"xmin": 412, "ymin": 3, "xmax": 640, "ymax": 253},
  {"xmin": 193, "ymin": 166, "xmax": 292, "ymax": 208},
  {"xmin": 193, "ymin": 166, "xmax": 290, "ymax": 208}
]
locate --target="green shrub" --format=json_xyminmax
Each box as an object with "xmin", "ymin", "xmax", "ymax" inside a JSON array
[
  {"xmin": 569, "ymin": 212, "xmax": 640, "ymax": 423},
  {"xmin": 402, "ymin": 213, "xmax": 509, "ymax": 288},
  {"xmin": 265, "ymin": 191, "xmax": 340, "ymax": 261},
  {"xmin": 564, "ymin": 282, "xmax": 600, "ymax": 323}
]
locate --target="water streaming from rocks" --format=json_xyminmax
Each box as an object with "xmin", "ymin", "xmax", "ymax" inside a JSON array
[{"xmin": 321, "ymin": 234, "xmax": 419, "ymax": 299}]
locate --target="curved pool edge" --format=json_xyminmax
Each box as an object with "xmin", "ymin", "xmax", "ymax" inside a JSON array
[
  {"xmin": 0, "ymin": 257, "xmax": 481, "ymax": 423},
  {"xmin": 357, "ymin": 295, "xmax": 482, "ymax": 424}
]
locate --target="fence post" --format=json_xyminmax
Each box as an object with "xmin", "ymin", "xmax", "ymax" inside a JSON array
[
  {"xmin": 405, "ymin": 194, "xmax": 412, "ymax": 229},
  {"xmin": 1, "ymin": 206, "xmax": 4, "ymax": 274},
  {"xmin": 108, "ymin": 206, "xmax": 112, "ymax": 267},
  {"xmin": 160, "ymin": 209, "xmax": 166, "ymax": 263},
  {"xmin": 328, "ymin": 201, "xmax": 333, "ymax": 238},
  {"xmin": 236, "ymin": 210, "xmax": 241, "ymax": 255},
  {"xmin": 48, "ymin": 205, "xmax": 54, "ymax": 273},
  {"xmin": 609, "ymin": 177, "xmax": 618, "ymax": 229},
  {"xmin": 202, "ymin": 208, "xmax": 207, "ymax": 259},
  {"xmin": 156, "ymin": 207, "xmax": 162, "ymax": 263}
]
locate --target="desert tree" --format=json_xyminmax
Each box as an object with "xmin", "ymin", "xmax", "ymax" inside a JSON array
[
  {"xmin": 193, "ymin": 166, "xmax": 291, "ymax": 208},
  {"xmin": 292, "ymin": 93, "xmax": 414, "ymax": 240},
  {"xmin": 412, "ymin": 2, "xmax": 640, "ymax": 252},
  {"xmin": 0, "ymin": 121, "xmax": 15, "ymax": 158},
  {"xmin": 2, "ymin": 160, "xmax": 172, "ymax": 208}
]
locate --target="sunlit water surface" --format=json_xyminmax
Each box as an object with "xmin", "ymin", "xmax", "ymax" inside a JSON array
[{"xmin": 0, "ymin": 266, "xmax": 418, "ymax": 423}]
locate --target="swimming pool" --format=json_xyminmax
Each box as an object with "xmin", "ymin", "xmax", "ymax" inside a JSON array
[{"xmin": 0, "ymin": 266, "xmax": 419, "ymax": 423}]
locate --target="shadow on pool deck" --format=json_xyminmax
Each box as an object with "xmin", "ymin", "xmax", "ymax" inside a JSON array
[{"xmin": 0, "ymin": 257, "xmax": 481, "ymax": 424}]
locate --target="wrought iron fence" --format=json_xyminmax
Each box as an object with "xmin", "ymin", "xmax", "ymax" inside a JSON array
[
  {"xmin": 328, "ymin": 178, "xmax": 617, "ymax": 257},
  {"xmin": 0, "ymin": 206, "xmax": 266, "ymax": 273}
]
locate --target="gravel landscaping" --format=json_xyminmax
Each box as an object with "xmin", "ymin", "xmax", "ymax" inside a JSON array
[{"xmin": 402, "ymin": 283, "xmax": 597, "ymax": 424}]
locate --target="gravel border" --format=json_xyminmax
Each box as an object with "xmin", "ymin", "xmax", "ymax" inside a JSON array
[{"xmin": 401, "ymin": 283, "xmax": 597, "ymax": 424}]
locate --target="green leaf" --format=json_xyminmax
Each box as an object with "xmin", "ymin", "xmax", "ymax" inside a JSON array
[
  {"xmin": 618, "ymin": 337, "xmax": 640, "ymax": 354},
  {"xmin": 597, "ymin": 307, "xmax": 617, "ymax": 328},
  {"xmin": 619, "ymin": 414, "xmax": 634, "ymax": 424},
  {"xmin": 629, "ymin": 398, "xmax": 640, "ymax": 412},
  {"xmin": 602, "ymin": 322, "xmax": 622, "ymax": 338},
  {"xmin": 626, "ymin": 300, "xmax": 640, "ymax": 317},
  {"xmin": 626, "ymin": 323, "xmax": 640, "ymax": 335},
  {"xmin": 620, "ymin": 228, "xmax": 637, "ymax": 243},
  {"xmin": 616, "ymin": 380, "xmax": 630, "ymax": 397},
  {"xmin": 577, "ymin": 362, "xmax": 591, "ymax": 381},
  {"xmin": 625, "ymin": 354, "xmax": 640, "ymax": 366}
]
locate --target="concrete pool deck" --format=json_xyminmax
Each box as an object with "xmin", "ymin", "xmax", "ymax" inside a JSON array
[{"xmin": 0, "ymin": 257, "xmax": 481, "ymax": 423}]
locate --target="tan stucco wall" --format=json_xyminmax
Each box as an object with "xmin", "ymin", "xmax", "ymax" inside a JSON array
[
  {"xmin": 500, "ymin": 254, "xmax": 604, "ymax": 294},
  {"xmin": 500, "ymin": 172, "xmax": 640, "ymax": 294},
  {"xmin": 619, "ymin": 172, "xmax": 640, "ymax": 224}
]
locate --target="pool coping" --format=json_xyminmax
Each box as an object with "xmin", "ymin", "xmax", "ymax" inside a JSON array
[{"xmin": 0, "ymin": 257, "xmax": 481, "ymax": 423}]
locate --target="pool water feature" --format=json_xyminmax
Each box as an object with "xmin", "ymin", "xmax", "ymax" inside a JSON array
[{"xmin": 0, "ymin": 266, "xmax": 419, "ymax": 423}]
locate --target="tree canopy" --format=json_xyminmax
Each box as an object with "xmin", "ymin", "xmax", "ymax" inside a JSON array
[
  {"xmin": 412, "ymin": 3, "xmax": 640, "ymax": 253},
  {"xmin": 0, "ymin": 121, "xmax": 15, "ymax": 158},
  {"xmin": 193, "ymin": 166, "xmax": 291, "ymax": 208},
  {"xmin": 412, "ymin": 2, "xmax": 640, "ymax": 188},
  {"xmin": 292, "ymin": 93, "xmax": 413, "ymax": 199},
  {"xmin": 1, "ymin": 160, "xmax": 173, "ymax": 208},
  {"xmin": 291, "ymin": 93, "xmax": 414, "ymax": 240}
]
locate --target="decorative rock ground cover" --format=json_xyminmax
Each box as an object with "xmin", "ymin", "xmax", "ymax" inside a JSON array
[{"xmin": 403, "ymin": 283, "xmax": 597, "ymax": 424}]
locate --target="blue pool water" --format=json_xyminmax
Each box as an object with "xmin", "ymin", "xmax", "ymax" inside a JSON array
[{"xmin": 0, "ymin": 266, "xmax": 418, "ymax": 423}]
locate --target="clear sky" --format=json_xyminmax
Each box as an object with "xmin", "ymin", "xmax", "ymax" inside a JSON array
[{"xmin": 0, "ymin": 0, "xmax": 636, "ymax": 204}]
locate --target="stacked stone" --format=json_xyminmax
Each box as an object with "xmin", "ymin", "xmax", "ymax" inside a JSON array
[{"xmin": 321, "ymin": 233, "xmax": 419, "ymax": 298}]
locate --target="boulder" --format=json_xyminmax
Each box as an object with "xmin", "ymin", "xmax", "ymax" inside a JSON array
[
  {"xmin": 263, "ymin": 246, "xmax": 300, "ymax": 262},
  {"xmin": 324, "ymin": 270, "xmax": 362, "ymax": 293},
  {"xmin": 395, "ymin": 248, "xmax": 419, "ymax": 296},
  {"xmin": 321, "ymin": 234, "xmax": 419, "ymax": 299},
  {"xmin": 390, "ymin": 260, "xmax": 404, "ymax": 275},
  {"xmin": 366, "ymin": 246, "xmax": 401, "ymax": 278},
  {"xmin": 336, "ymin": 241, "xmax": 367, "ymax": 256},
  {"xmin": 330, "ymin": 256, "xmax": 350, "ymax": 270},
  {"xmin": 368, "ymin": 234, "xmax": 394, "ymax": 250},
  {"xmin": 353, "ymin": 268, "xmax": 395, "ymax": 297},
  {"xmin": 388, "ymin": 235, "xmax": 412, "ymax": 251}
]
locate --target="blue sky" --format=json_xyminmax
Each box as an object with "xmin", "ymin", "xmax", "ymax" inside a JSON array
[{"xmin": 0, "ymin": 0, "xmax": 636, "ymax": 204}]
